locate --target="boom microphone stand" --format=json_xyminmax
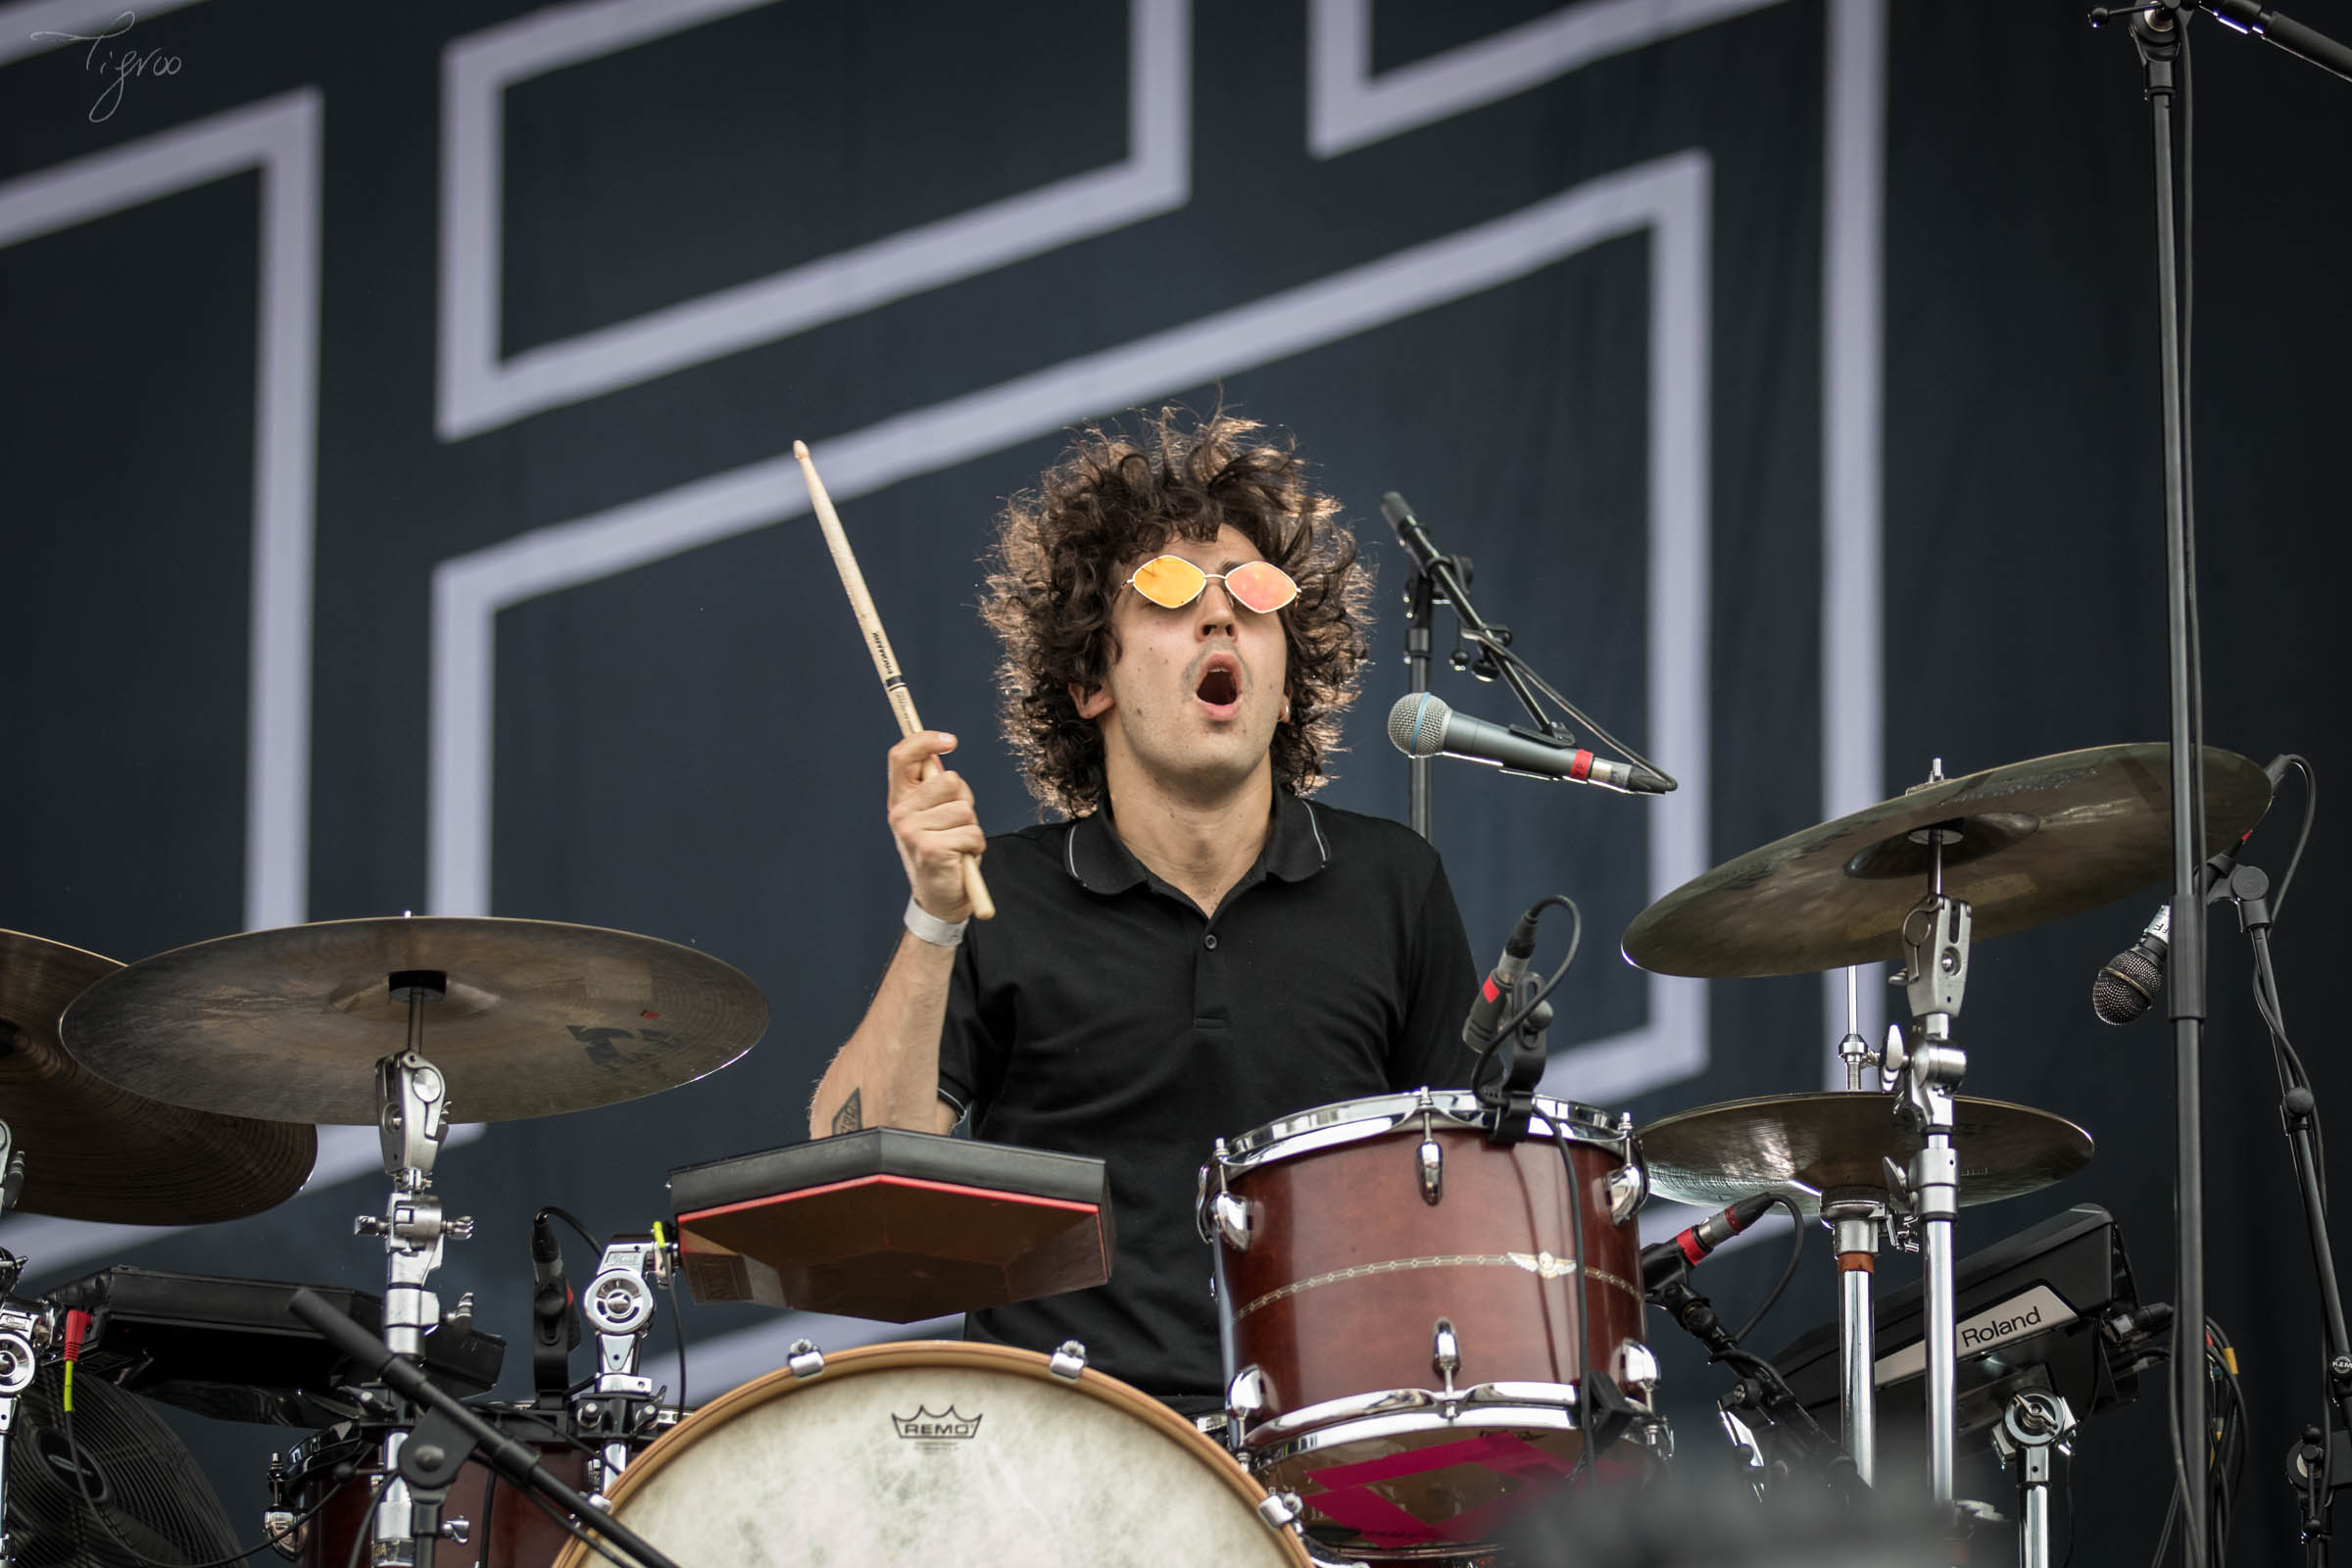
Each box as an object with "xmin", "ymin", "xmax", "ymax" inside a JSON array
[{"xmin": 2089, "ymin": 3, "xmax": 2352, "ymax": 1556}]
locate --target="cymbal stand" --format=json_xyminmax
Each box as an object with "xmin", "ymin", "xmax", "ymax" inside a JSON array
[
  {"xmin": 355, "ymin": 970, "xmax": 473, "ymax": 1566},
  {"xmin": 1821, "ymin": 1186, "xmax": 1887, "ymax": 1488},
  {"xmin": 1883, "ymin": 815, "xmax": 1975, "ymax": 1506},
  {"xmin": 1990, "ymin": 1390, "xmax": 2076, "ymax": 1568},
  {"xmin": 1829, "ymin": 967, "xmax": 1887, "ymax": 1488}
]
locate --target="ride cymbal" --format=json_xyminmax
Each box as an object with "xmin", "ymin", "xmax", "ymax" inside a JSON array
[
  {"xmin": 0, "ymin": 930, "xmax": 315, "ymax": 1224},
  {"xmin": 1623, "ymin": 743, "xmax": 2272, "ymax": 978},
  {"xmin": 1639, "ymin": 1091, "xmax": 2092, "ymax": 1216},
  {"xmin": 60, "ymin": 916, "xmax": 767, "ymax": 1125}
]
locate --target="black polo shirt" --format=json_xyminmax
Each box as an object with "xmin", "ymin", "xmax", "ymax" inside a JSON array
[{"xmin": 936, "ymin": 790, "xmax": 1478, "ymax": 1404}]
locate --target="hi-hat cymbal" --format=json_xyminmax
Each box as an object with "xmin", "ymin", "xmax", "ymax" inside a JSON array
[
  {"xmin": 1623, "ymin": 743, "xmax": 2273, "ymax": 978},
  {"xmin": 60, "ymin": 916, "xmax": 768, "ymax": 1125},
  {"xmin": 1639, "ymin": 1092, "xmax": 2092, "ymax": 1216},
  {"xmin": 0, "ymin": 930, "xmax": 316, "ymax": 1224}
]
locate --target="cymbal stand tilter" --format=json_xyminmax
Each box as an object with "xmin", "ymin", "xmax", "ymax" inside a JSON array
[
  {"xmin": 0, "ymin": 1123, "xmax": 44, "ymax": 1568},
  {"xmin": 1880, "ymin": 793, "xmax": 1975, "ymax": 1508},
  {"xmin": 1990, "ymin": 1390, "xmax": 2076, "ymax": 1568},
  {"xmin": 1828, "ymin": 967, "xmax": 1891, "ymax": 1489},
  {"xmin": 356, "ymin": 971, "xmax": 473, "ymax": 1566}
]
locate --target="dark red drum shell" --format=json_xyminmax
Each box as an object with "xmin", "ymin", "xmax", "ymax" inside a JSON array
[
  {"xmin": 287, "ymin": 1415, "xmax": 594, "ymax": 1568},
  {"xmin": 1223, "ymin": 1126, "xmax": 1642, "ymax": 1428}
]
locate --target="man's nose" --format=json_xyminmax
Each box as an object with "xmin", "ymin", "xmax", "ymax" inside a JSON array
[{"xmin": 1195, "ymin": 579, "xmax": 1240, "ymax": 632}]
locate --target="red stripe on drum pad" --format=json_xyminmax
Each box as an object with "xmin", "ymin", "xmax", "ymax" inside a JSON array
[{"xmin": 1298, "ymin": 1431, "xmax": 1581, "ymax": 1545}]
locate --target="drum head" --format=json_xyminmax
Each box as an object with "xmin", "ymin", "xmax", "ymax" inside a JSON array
[{"xmin": 551, "ymin": 1341, "xmax": 1307, "ymax": 1567}]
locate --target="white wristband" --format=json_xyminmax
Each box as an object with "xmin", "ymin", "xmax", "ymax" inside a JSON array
[{"xmin": 905, "ymin": 895, "xmax": 969, "ymax": 948}]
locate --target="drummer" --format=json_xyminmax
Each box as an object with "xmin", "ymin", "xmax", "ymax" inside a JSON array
[{"xmin": 808, "ymin": 407, "xmax": 1478, "ymax": 1417}]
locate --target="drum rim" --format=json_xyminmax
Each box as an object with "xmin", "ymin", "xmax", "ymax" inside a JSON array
[
  {"xmin": 547, "ymin": 1339, "xmax": 1311, "ymax": 1568},
  {"xmin": 1212, "ymin": 1090, "xmax": 1627, "ymax": 1175}
]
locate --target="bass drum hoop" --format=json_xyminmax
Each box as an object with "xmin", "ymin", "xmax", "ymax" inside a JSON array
[{"xmin": 548, "ymin": 1340, "xmax": 1309, "ymax": 1568}]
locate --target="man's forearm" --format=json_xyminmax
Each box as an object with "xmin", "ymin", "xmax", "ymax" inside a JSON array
[{"xmin": 808, "ymin": 930, "xmax": 959, "ymax": 1138}]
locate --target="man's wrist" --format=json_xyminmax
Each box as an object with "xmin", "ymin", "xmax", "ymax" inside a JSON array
[{"xmin": 905, "ymin": 895, "xmax": 969, "ymax": 947}]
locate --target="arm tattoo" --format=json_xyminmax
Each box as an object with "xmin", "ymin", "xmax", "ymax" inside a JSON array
[{"xmin": 831, "ymin": 1088, "xmax": 863, "ymax": 1135}]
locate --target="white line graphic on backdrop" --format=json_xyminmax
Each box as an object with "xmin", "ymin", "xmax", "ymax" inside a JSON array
[
  {"xmin": 438, "ymin": 0, "xmax": 1191, "ymax": 439},
  {"xmin": 429, "ymin": 154, "xmax": 1714, "ymax": 1106},
  {"xmin": 1306, "ymin": 0, "xmax": 1786, "ymax": 158},
  {"xmin": 0, "ymin": 90, "xmax": 319, "ymax": 935},
  {"xmin": 1822, "ymin": 0, "xmax": 1886, "ymax": 1082}
]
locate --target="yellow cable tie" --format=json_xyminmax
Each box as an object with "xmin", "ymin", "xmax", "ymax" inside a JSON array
[{"xmin": 2223, "ymin": 1347, "xmax": 2240, "ymax": 1375}]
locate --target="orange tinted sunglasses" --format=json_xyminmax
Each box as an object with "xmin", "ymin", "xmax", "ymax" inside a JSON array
[{"xmin": 1124, "ymin": 555, "xmax": 1299, "ymax": 613}]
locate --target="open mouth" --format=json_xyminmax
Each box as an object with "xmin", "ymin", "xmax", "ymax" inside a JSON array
[{"xmin": 1195, "ymin": 663, "xmax": 1241, "ymax": 709}]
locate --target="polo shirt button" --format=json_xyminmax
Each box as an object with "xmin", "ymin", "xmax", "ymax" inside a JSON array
[{"xmin": 1203, "ymin": 933, "xmax": 1218, "ymax": 951}]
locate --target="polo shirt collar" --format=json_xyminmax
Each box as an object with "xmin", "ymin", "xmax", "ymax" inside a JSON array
[{"xmin": 1064, "ymin": 789, "xmax": 1331, "ymax": 895}]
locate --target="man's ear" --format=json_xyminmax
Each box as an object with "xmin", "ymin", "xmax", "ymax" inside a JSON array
[{"xmin": 1071, "ymin": 680, "xmax": 1111, "ymax": 720}]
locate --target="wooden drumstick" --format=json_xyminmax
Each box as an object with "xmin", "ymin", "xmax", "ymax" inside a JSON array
[{"xmin": 794, "ymin": 440, "xmax": 995, "ymax": 921}]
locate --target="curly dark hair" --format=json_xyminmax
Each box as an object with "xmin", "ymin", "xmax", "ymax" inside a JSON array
[{"xmin": 981, "ymin": 408, "xmax": 1372, "ymax": 817}]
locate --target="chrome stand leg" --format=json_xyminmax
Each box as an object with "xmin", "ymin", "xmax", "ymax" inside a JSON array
[
  {"xmin": 1823, "ymin": 1191, "xmax": 1886, "ymax": 1486},
  {"xmin": 1888, "ymin": 808, "xmax": 1973, "ymax": 1510}
]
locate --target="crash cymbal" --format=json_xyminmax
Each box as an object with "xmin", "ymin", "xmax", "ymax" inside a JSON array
[
  {"xmin": 1639, "ymin": 1092, "xmax": 2091, "ymax": 1216},
  {"xmin": 60, "ymin": 916, "xmax": 767, "ymax": 1125},
  {"xmin": 1623, "ymin": 743, "xmax": 2273, "ymax": 977},
  {"xmin": 0, "ymin": 930, "xmax": 316, "ymax": 1225}
]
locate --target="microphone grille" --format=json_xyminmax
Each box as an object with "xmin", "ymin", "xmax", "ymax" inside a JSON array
[
  {"xmin": 1387, "ymin": 693, "xmax": 1450, "ymax": 759},
  {"xmin": 2091, "ymin": 948, "xmax": 2163, "ymax": 1025}
]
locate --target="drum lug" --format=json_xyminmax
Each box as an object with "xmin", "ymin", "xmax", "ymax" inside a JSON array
[
  {"xmin": 786, "ymin": 1338, "xmax": 825, "ymax": 1379},
  {"xmin": 1432, "ymin": 1318, "xmax": 1461, "ymax": 1396},
  {"xmin": 1049, "ymin": 1340, "xmax": 1089, "ymax": 1380},
  {"xmin": 1256, "ymin": 1490, "xmax": 1304, "ymax": 1532},
  {"xmin": 1228, "ymin": 1363, "xmax": 1267, "ymax": 1421},
  {"xmin": 1208, "ymin": 1193, "xmax": 1251, "ymax": 1251},
  {"xmin": 261, "ymin": 1506, "xmax": 304, "ymax": 1560},
  {"xmin": 1415, "ymin": 1094, "xmax": 1444, "ymax": 1204},
  {"xmin": 1416, "ymin": 1137, "xmax": 1444, "ymax": 1205},
  {"xmin": 1613, "ymin": 1340, "xmax": 1660, "ymax": 1401},
  {"xmin": 1606, "ymin": 1161, "xmax": 1645, "ymax": 1226}
]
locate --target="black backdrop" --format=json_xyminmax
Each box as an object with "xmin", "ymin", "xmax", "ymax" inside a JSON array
[{"xmin": 1, "ymin": 1, "xmax": 2345, "ymax": 1560}]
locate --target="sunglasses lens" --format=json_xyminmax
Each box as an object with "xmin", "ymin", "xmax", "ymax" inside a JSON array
[
  {"xmin": 1224, "ymin": 561, "xmax": 1299, "ymax": 612},
  {"xmin": 1130, "ymin": 555, "xmax": 1207, "ymax": 608}
]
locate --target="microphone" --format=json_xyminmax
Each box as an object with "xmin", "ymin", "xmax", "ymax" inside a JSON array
[
  {"xmin": 2091, "ymin": 905, "xmax": 2174, "ymax": 1026},
  {"xmin": 1389, "ymin": 693, "xmax": 1669, "ymax": 794},
  {"xmin": 531, "ymin": 1210, "xmax": 582, "ymax": 1401},
  {"xmin": 2090, "ymin": 754, "xmax": 2291, "ymax": 1025},
  {"xmin": 1642, "ymin": 1193, "xmax": 1778, "ymax": 1289},
  {"xmin": 1462, "ymin": 906, "xmax": 1544, "ymax": 1053}
]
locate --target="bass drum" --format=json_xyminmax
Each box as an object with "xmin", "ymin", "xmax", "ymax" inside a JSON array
[{"xmin": 551, "ymin": 1341, "xmax": 1309, "ymax": 1567}]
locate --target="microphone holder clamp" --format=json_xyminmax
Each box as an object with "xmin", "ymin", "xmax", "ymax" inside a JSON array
[{"xmin": 1479, "ymin": 981, "xmax": 1551, "ymax": 1148}]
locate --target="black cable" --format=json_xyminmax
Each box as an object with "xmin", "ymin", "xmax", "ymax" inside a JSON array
[
  {"xmin": 662, "ymin": 1253, "xmax": 690, "ymax": 1413},
  {"xmin": 539, "ymin": 1203, "xmax": 603, "ymax": 1253},
  {"xmin": 1729, "ymin": 1196, "xmax": 1806, "ymax": 1346},
  {"xmin": 1460, "ymin": 631, "xmax": 1675, "ymax": 789},
  {"xmin": 516, "ymin": 1477, "xmax": 649, "ymax": 1568},
  {"xmin": 2063, "ymin": 1432, "xmax": 2081, "ymax": 1568},
  {"xmin": 1487, "ymin": 896, "xmax": 1582, "ymax": 1051},
  {"xmin": 343, "ymin": 1471, "xmax": 393, "ymax": 1568},
  {"xmin": 2272, "ymin": 755, "xmax": 2316, "ymax": 922},
  {"xmin": 1530, "ymin": 1107, "xmax": 1594, "ymax": 1481},
  {"xmin": 51, "ymin": 1362, "xmax": 343, "ymax": 1568}
]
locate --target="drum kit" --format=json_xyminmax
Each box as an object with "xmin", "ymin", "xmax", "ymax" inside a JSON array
[{"xmin": 0, "ymin": 738, "xmax": 2273, "ymax": 1566}]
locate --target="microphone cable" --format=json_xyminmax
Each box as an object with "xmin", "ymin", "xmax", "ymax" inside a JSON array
[{"xmin": 1467, "ymin": 894, "xmax": 1583, "ymax": 1100}]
